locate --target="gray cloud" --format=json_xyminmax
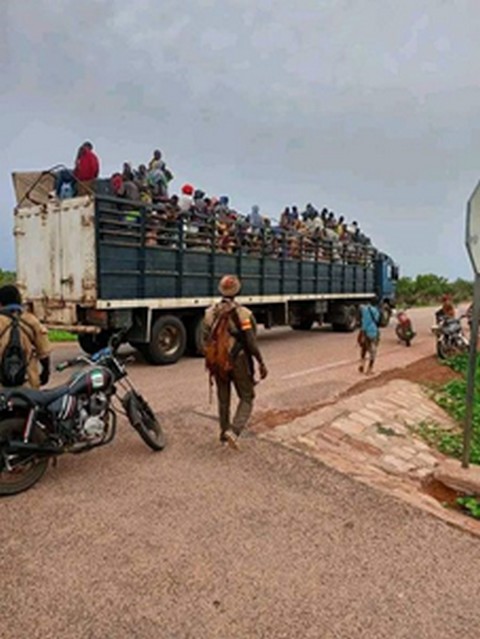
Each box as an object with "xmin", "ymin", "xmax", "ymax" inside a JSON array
[{"xmin": 1, "ymin": 0, "xmax": 480, "ymax": 279}]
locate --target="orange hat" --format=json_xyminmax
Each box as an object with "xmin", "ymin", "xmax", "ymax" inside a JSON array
[{"xmin": 218, "ymin": 274, "xmax": 241, "ymax": 297}]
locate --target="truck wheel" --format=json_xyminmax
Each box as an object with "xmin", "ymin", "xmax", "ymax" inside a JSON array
[
  {"xmin": 379, "ymin": 303, "xmax": 392, "ymax": 327},
  {"xmin": 291, "ymin": 319, "xmax": 314, "ymax": 331},
  {"xmin": 146, "ymin": 315, "xmax": 187, "ymax": 365},
  {"xmin": 186, "ymin": 315, "xmax": 205, "ymax": 357},
  {"xmin": 332, "ymin": 305, "xmax": 357, "ymax": 333},
  {"xmin": 78, "ymin": 331, "xmax": 110, "ymax": 355}
]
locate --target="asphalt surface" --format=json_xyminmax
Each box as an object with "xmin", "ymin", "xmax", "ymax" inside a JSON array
[{"xmin": 2, "ymin": 306, "xmax": 480, "ymax": 638}]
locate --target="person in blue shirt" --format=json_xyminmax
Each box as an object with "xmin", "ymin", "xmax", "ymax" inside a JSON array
[{"xmin": 358, "ymin": 298, "xmax": 381, "ymax": 375}]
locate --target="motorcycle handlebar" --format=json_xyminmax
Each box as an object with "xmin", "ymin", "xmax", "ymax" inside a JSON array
[{"xmin": 56, "ymin": 355, "xmax": 93, "ymax": 372}]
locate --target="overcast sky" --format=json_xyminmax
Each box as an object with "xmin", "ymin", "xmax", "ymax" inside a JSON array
[{"xmin": 1, "ymin": 0, "xmax": 480, "ymax": 280}]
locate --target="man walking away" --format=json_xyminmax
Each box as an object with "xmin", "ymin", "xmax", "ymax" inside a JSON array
[
  {"xmin": 203, "ymin": 275, "xmax": 268, "ymax": 449},
  {"xmin": 0, "ymin": 285, "xmax": 52, "ymax": 389},
  {"xmin": 358, "ymin": 297, "xmax": 381, "ymax": 375}
]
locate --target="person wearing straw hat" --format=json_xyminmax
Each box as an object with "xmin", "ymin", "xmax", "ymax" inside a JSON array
[{"xmin": 203, "ymin": 275, "xmax": 268, "ymax": 449}]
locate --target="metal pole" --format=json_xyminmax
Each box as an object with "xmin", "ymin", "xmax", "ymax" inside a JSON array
[{"xmin": 463, "ymin": 274, "xmax": 480, "ymax": 468}]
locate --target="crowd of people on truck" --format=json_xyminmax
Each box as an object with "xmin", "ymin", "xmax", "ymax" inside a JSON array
[{"xmin": 53, "ymin": 142, "xmax": 376, "ymax": 265}]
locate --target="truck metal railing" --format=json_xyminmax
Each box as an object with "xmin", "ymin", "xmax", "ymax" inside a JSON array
[{"xmin": 95, "ymin": 195, "xmax": 377, "ymax": 267}]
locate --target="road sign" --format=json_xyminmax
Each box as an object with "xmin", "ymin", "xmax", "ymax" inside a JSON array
[
  {"xmin": 464, "ymin": 182, "xmax": 480, "ymax": 468},
  {"xmin": 463, "ymin": 276, "xmax": 480, "ymax": 468},
  {"xmin": 466, "ymin": 181, "xmax": 480, "ymax": 274}
]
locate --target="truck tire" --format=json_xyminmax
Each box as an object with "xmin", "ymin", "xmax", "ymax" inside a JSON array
[
  {"xmin": 145, "ymin": 315, "xmax": 187, "ymax": 365},
  {"xmin": 291, "ymin": 319, "xmax": 314, "ymax": 331},
  {"xmin": 186, "ymin": 315, "xmax": 205, "ymax": 357},
  {"xmin": 332, "ymin": 305, "xmax": 358, "ymax": 333},
  {"xmin": 379, "ymin": 303, "xmax": 392, "ymax": 327},
  {"xmin": 78, "ymin": 331, "xmax": 110, "ymax": 355}
]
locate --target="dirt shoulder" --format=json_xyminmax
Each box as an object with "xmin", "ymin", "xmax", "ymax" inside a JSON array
[{"xmin": 253, "ymin": 355, "xmax": 461, "ymax": 432}]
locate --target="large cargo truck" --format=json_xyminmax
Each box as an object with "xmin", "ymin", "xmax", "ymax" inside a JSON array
[{"xmin": 13, "ymin": 173, "xmax": 398, "ymax": 365}]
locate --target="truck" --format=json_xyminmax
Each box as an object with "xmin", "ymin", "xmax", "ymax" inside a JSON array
[{"xmin": 12, "ymin": 171, "xmax": 399, "ymax": 365}]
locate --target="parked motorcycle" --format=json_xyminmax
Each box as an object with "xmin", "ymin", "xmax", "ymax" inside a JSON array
[
  {"xmin": 395, "ymin": 309, "xmax": 415, "ymax": 347},
  {"xmin": 0, "ymin": 339, "xmax": 165, "ymax": 496},
  {"xmin": 432, "ymin": 314, "xmax": 470, "ymax": 360}
]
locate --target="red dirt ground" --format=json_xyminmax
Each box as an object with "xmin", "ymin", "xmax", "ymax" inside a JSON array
[{"xmin": 252, "ymin": 356, "xmax": 461, "ymax": 432}]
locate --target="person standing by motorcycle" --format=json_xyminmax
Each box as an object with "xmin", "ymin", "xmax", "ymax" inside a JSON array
[
  {"xmin": 0, "ymin": 285, "xmax": 51, "ymax": 389},
  {"xmin": 358, "ymin": 298, "xmax": 381, "ymax": 375}
]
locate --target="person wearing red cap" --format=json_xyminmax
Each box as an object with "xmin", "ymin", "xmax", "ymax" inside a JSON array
[
  {"xmin": 179, "ymin": 183, "xmax": 194, "ymax": 213},
  {"xmin": 203, "ymin": 275, "xmax": 268, "ymax": 449}
]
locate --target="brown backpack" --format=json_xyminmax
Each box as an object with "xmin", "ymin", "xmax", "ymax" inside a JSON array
[{"xmin": 204, "ymin": 302, "xmax": 238, "ymax": 380}]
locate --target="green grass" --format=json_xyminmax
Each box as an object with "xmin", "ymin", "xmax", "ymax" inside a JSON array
[
  {"xmin": 428, "ymin": 354, "xmax": 480, "ymax": 464},
  {"xmin": 48, "ymin": 330, "xmax": 77, "ymax": 343}
]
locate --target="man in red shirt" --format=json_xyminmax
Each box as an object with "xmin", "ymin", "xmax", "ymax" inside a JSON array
[{"xmin": 74, "ymin": 141, "xmax": 100, "ymax": 183}]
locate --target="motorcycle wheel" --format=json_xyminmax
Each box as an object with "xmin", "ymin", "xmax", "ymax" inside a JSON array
[
  {"xmin": 0, "ymin": 417, "xmax": 48, "ymax": 496},
  {"xmin": 123, "ymin": 390, "xmax": 166, "ymax": 451},
  {"xmin": 457, "ymin": 338, "xmax": 470, "ymax": 353},
  {"xmin": 437, "ymin": 338, "xmax": 464, "ymax": 360}
]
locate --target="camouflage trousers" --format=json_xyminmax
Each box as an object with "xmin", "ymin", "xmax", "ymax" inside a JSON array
[{"xmin": 215, "ymin": 352, "xmax": 255, "ymax": 438}]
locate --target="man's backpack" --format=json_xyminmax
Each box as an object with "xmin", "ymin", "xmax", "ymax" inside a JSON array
[
  {"xmin": 0, "ymin": 312, "xmax": 29, "ymax": 387},
  {"xmin": 204, "ymin": 303, "xmax": 238, "ymax": 381}
]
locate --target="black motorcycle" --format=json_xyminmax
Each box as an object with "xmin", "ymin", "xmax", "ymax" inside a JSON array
[
  {"xmin": 0, "ymin": 342, "xmax": 165, "ymax": 496},
  {"xmin": 432, "ymin": 313, "xmax": 470, "ymax": 360}
]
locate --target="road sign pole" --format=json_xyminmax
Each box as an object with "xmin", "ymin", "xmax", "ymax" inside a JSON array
[{"xmin": 463, "ymin": 274, "xmax": 480, "ymax": 468}]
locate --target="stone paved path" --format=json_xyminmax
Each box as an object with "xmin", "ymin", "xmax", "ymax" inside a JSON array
[{"xmin": 262, "ymin": 379, "xmax": 480, "ymax": 535}]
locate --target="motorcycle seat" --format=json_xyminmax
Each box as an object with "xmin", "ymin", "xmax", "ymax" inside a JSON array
[{"xmin": 0, "ymin": 385, "xmax": 70, "ymax": 408}]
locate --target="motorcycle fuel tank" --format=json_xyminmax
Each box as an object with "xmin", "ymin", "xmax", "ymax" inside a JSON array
[{"xmin": 68, "ymin": 367, "xmax": 114, "ymax": 396}]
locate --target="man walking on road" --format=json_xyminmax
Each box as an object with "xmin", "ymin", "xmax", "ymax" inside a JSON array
[
  {"xmin": 203, "ymin": 275, "xmax": 268, "ymax": 449},
  {"xmin": 358, "ymin": 297, "xmax": 381, "ymax": 375}
]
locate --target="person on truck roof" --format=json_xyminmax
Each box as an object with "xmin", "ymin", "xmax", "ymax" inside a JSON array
[
  {"xmin": 73, "ymin": 141, "xmax": 100, "ymax": 183},
  {"xmin": 0, "ymin": 285, "xmax": 52, "ymax": 389}
]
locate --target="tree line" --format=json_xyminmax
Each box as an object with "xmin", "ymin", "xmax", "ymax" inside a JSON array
[
  {"xmin": 396, "ymin": 274, "xmax": 473, "ymax": 307},
  {"xmin": 0, "ymin": 270, "xmax": 15, "ymax": 286}
]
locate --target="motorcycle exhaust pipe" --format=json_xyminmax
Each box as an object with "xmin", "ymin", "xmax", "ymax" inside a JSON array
[{"xmin": 7, "ymin": 441, "xmax": 62, "ymax": 455}]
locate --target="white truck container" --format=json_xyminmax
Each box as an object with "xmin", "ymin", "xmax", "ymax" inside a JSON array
[{"xmin": 15, "ymin": 193, "xmax": 97, "ymax": 329}]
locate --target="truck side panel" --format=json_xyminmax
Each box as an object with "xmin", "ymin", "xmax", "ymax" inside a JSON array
[
  {"xmin": 98, "ymin": 246, "xmax": 376, "ymax": 301},
  {"xmin": 95, "ymin": 195, "xmax": 378, "ymax": 301}
]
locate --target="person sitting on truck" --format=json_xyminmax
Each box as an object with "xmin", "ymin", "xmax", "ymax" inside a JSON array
[
  {"xmin": 111, "ymin": 173, "xmax": 140, "ymax": 202},
  {"xmin": 148, "ymin": 149, "xmax": 174, "ymax": 190},
  {"xmin": 178, "ymin": 183, "xmax": 194, "ymax": 213},
  {"xmin": 54, "ymin": 169, "xmax": 77, "ymax": 199},
  {"xmin": 0, "ymin": 285, "xmax": 52, "ymax": 389},
  {"xmin": 134, "ymin": 164, "xmax": 152, "ymax": 203},
  {"xmin": 74, "ymin": 142, "xmax": 100, "ymax": 183},
  {"xmin": 122, "ymin": 162, "xmax": 135, "ymax": 182}
]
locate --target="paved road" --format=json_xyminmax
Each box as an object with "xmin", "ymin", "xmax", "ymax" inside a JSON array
[
  {"xmin": 2, "ymin": 306, "xmax": 480, "ymax": 638},
  {"xmin": 53, "ymin": 306, "xmax": 448, "ymax": 421}
]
